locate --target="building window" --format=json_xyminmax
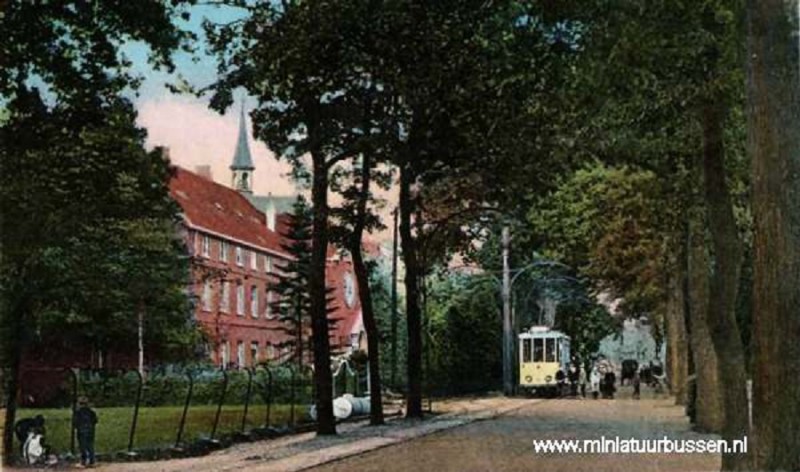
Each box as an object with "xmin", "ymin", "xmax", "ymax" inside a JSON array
[
  {"xmin": 266, "ymin": 344, "xmax": 276, "ymax": 361},
  {"xmin": 220, "ymin": 281, "xmax": 231, "ymax": 313},
  {"xmin": 202, "ymin": 280, "xmax": 212, "ymax": 311},
  {"xmin": 235, "ymin": 246, "xmax": 244, "ymax": 266},
  {"xmin": 250, "ymin": 341, "xmax": 259, "ymax": 366},
  {"xmin": 202, "ymin": 235, "xmax": 210, "ymax": 258},
  {"xmin": 220, "ymin": 241, "xmax": 229, "ymax": 262},
  {"xmin": 236, "ymin": 282, "xmax": 245, "ymax": 316},
  {"xmin": 251, "ymin": 251, "xmax": 258, "ymax": 270},
  {"xmin": 265, "ymin": 290, "xmax": 274, "ymax": 319},
  {"xmin": 221, "ymin": 341, "xmax": 230, "ymax": 368},
  {"xmin": 237, "ymin": 341, "xmax": 245, "ymax": 369},
  {"xmin": 265, "ymin": 255, "xmax": 273, "ymax": 273},
  {"xmin": 250, "ymin": 285, "xmax": 259, "ymax": 318}
]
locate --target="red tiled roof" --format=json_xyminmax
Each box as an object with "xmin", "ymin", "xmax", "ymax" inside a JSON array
[{"xmin": 169, "ymin": 166, "xmax": 289, "ymax": 257}]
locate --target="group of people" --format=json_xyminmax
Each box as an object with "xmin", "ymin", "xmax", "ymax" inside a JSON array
[
  {"xmin": 560, "ymin": 357, "xmax": 663, "ymax": 400},
  {"xmin": 14, "ymin": 396, "xmax": 98, "ymax": 467}
]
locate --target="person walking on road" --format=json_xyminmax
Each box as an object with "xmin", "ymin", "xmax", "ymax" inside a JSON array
[{"xmin": 590, "ymin": 366, "xmax": 601, "ymax": 399}]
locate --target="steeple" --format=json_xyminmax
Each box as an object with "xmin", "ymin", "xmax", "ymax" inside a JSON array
[{"xmin": 230, "ymin": 102, "xmax": 255, "ymax": 193}]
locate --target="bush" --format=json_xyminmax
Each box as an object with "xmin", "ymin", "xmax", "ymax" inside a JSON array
[{"xmin": 48, "ymin": 364, "xmax": 314, "ymax": 408}]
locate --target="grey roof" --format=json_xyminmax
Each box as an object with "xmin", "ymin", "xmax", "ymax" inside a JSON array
[
  {"xmin": 230, "ymin": 105, "xmax": 255, "ymax": 170},
  {"xmin": 245, "ymin": 194, "xmax": 299, "ymax": 214}
]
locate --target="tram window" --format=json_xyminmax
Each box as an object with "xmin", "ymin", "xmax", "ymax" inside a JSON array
[
  {"xmin": 533, "ymin": 338, "xmax": 544, "ymax": 362},
  {"xmin": 545, "ymin": 338, "xmax": 556, "ymax": 362},
  {"xmin": 523, "ymin": 339, "xmax": 532, "ymax": 362}
]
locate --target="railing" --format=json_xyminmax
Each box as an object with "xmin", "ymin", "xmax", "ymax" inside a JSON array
[{"xmin": 12, "ymin": 364, "xmax": 316, "ymax": 463}]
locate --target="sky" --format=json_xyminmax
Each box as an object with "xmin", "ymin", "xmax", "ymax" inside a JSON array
[
  {"xmin": 128, "ymin": 4, "xmax": 297, "ymax": 198},
  {"xmin": 127, "ymin": 4, "xmax": 396, "ymax": 241}
]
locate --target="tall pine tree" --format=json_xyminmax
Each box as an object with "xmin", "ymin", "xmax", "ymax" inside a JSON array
[{"xmin": 271, "ymin": 196, "xmax": 339, "ymax": 371}]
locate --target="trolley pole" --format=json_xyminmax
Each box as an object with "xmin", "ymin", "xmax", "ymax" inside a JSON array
[{"xmin": 502, "ymin": 226, "xmax": 513, "ymax": 396}]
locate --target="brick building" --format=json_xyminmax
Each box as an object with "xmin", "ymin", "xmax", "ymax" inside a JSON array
[{"xmin": 169, "ymin": 107, "xmax": 367, "ymax": 369}]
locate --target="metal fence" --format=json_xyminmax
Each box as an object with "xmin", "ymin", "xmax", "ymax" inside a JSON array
[{"xmin": 11, "ymin": 362, "xmax": 348, "ymax": 462}]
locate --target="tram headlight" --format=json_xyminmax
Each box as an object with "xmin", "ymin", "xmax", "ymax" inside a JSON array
[
  {"xmin": 545, "ymin": 375, "xmax": 553, "ymax": 383},
  {"xmin": 525, "ymin": 375, "xmax": 533, "ymax": 383}
]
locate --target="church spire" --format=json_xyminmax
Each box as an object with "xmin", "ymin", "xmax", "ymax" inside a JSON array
[{"xmin": 230, "ymin": 102, "xmax": 254, "ymax": 193}]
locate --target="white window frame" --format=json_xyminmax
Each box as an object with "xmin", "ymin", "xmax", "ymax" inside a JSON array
[
  {"xmin": 235, "ymin": 246, "xmax": 244, "ymax": 266},
  {"xmin": 250, "ymin": 285, "xmax": 259, "ymax": 318},
  {"xmin": 201, "ymin": 280, "xmax": 212, "ymax": 311},
  {"xmin": 220, "ymin": 281, "xmax": 231, "ymax": 313},
  {"xmin": 250, "ymin": 341, "xmax": 259, "ymax": 365},
  {"xmin": 220, "ymin": 240, "xmax": 229, "ymax": 263},
  {"xmin": 221, "ymin": 341, "xmax": 230, "ymax": 368},
  {"xmin": 265, "ymin": 255, "xmax": 273, "ymax": 273},
  {"xmin": 265, "ymin": 290, "xmax": 275, "ymax": 319},
  {"xmin": 236, "ymin": 282, "xmax": 245, "ymax": 316},
  {"xmin": 202, "ymin": 235, "xmax": 210, "ymax": 258},
  {"xmin": 237, "ymin": 341, "xmax": 245, "ymax": 369},
  {"xmin": 251, "ymin": 251, "xmax": 258, "ymax": 270}
]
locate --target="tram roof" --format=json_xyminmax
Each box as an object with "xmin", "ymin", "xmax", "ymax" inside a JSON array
[{"xmin": 518, "ymin": 326, "xmax": 569, "ymax": 339}]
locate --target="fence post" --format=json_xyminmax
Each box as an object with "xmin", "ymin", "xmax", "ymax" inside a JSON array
[
  {"xmin": 289, "ymin": 365, "xmax": 296, "ymax": 427},
  {"xmin": 68, "ymin": 368, "xmax": 79, "ymax": 456},
  {"xmin": 241, "ymin": 368, "xmax": 254, "ymax": 433},
  {"xmin": 174, "ymin": 371, "xmax": 194, "ymax": 449},
  {"xmin": 261, "ymin": 366, "xmax": 273, "ymax": 428},
  {"xmin": 210, "ymin": 369, "xmax": 228, "ymax": 441},
  {"xmin": 127, "ymin": 369, "xmax": 144, "ymax": 454}
]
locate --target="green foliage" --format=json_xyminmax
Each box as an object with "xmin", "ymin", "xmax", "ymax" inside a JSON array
[
  {"xmin": 531, "ymin": 162, "xmax": 669, "ymax": 318},
  {"xmin": 270, "ymin": 196, "xmax": 339, "ymax": 361},
  {"xmin": 370, "ymin": 258, "xmax": 407, "ymax": 391},
  {"xmin": 425, "ymin": 271, "xmax": 502, "ymax": 395},
  {"xmin": 0, "ymin": 95, "xmax": 202, "ymax": 365}
]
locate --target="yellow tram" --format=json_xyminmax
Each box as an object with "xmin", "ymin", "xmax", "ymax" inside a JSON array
[{"xmin": 518, "ymin": 326, "xmax": 570, "ymax": 395}]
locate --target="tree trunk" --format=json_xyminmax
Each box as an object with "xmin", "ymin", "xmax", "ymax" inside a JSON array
[
  {"xmin": 664, "ymin": 262, "xmax": 689, "ymax": 405},
  {"xmin": 348, "ymin": 153, "xmax": 385, "ymax": 425},
  {"xmin": 310, "ymin": 154, "xmax": 336, "ymax": 435},
  {"xmin": 687, "ymin": 206, "xmax": 724, "ymax": 434},
  {"xmin": 2, "ymin": 302, "xmax": 25, "ymax": 465},
  {"xmin": 701, "ymin": 100, "xmax": 749, "ymax": 470},
  {"xmin": 399, "ymin": 164, "xmax": 423, "ymax": 418},
  {"xmin": 748, "ymin": 1, "xmax": 800, "ymax": 469}
]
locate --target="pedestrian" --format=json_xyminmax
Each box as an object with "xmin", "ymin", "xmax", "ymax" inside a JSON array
[
  {"xmin": 590, "ymin": 365, "xmax": 601, "ymax": 399},
  {"xmin": 578, "ymin": 365, "xmax": 587, "ymax": 398},
  {"xmin": 73, "ymin": 396, "xmax": 98, "ymax": 468},
  {"xmin": 633, "ymin": 370, "xmax": 641, "ymax": 400},
  {"xmin": 568, "ymin": 365, "xmax": 579, "ymax": 397}
]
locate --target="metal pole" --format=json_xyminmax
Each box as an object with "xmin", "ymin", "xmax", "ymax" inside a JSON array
[
  {"xmin": 174, "ymin": 372, "xmax": 193, "ymax": 448},
  {"xmin": 390, "ymin": 206, "xmax": 399, "ymax": 388},
  {"xmin": 69, "ymin": 368, "xmax": 78, "ymax": 455},
  {"xmin": 210, "ymin": 369, "xmax": 228, "ymax": 441},
  {"xmin": 263, "ymin": 367, "xmax": 273, "ymax": 428},
  {"xmin": 137, "ymin": 305, "xmax": 144, "ymax": 377},
  {"xmin": 127, "ymin": 369, "xmax": 143, "ymax": 453},
  {"xmin": 241, "ymin": 368, "xmax": 254, "ymax": 433},
  {"xmin": 502, "ymin": 226, "xmax": 513, "ymax": 396}
]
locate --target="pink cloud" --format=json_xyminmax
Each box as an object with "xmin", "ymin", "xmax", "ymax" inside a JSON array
[{"xmin": 136, "ymin": 95, "xmax": 297, "ymax": 196}]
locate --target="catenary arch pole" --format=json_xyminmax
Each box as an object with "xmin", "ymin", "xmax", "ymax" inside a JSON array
[{"xmin": 502, "ymin": 226, "xmax": 513, "ymax": 396}]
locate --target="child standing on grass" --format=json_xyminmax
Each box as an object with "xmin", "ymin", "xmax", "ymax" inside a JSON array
[{"xmin": 72, "ymin": 396, "xmax": 98, "ymax": 468}]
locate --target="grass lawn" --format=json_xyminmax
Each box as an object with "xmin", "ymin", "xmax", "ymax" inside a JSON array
[{"xmin": 8, "ymin": 403, "xmax": 308, "ymax": 458}]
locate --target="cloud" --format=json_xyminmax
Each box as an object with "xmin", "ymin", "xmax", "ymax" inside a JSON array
[{"xmin": 136, "ymin": 95, "xmax": 297, "ymax": 196}]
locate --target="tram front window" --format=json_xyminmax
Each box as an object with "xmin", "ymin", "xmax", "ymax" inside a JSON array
[
  {"xmin": 523, "ymin": 339, "xmax": 532, "ymax": 362},
  {"xmin": 545, "ymin": 338, "xmax": 556, "ymax": 362},
  {"xmin": 533, "ymin": 338, "xmax": 544, "ymax": 362}
]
